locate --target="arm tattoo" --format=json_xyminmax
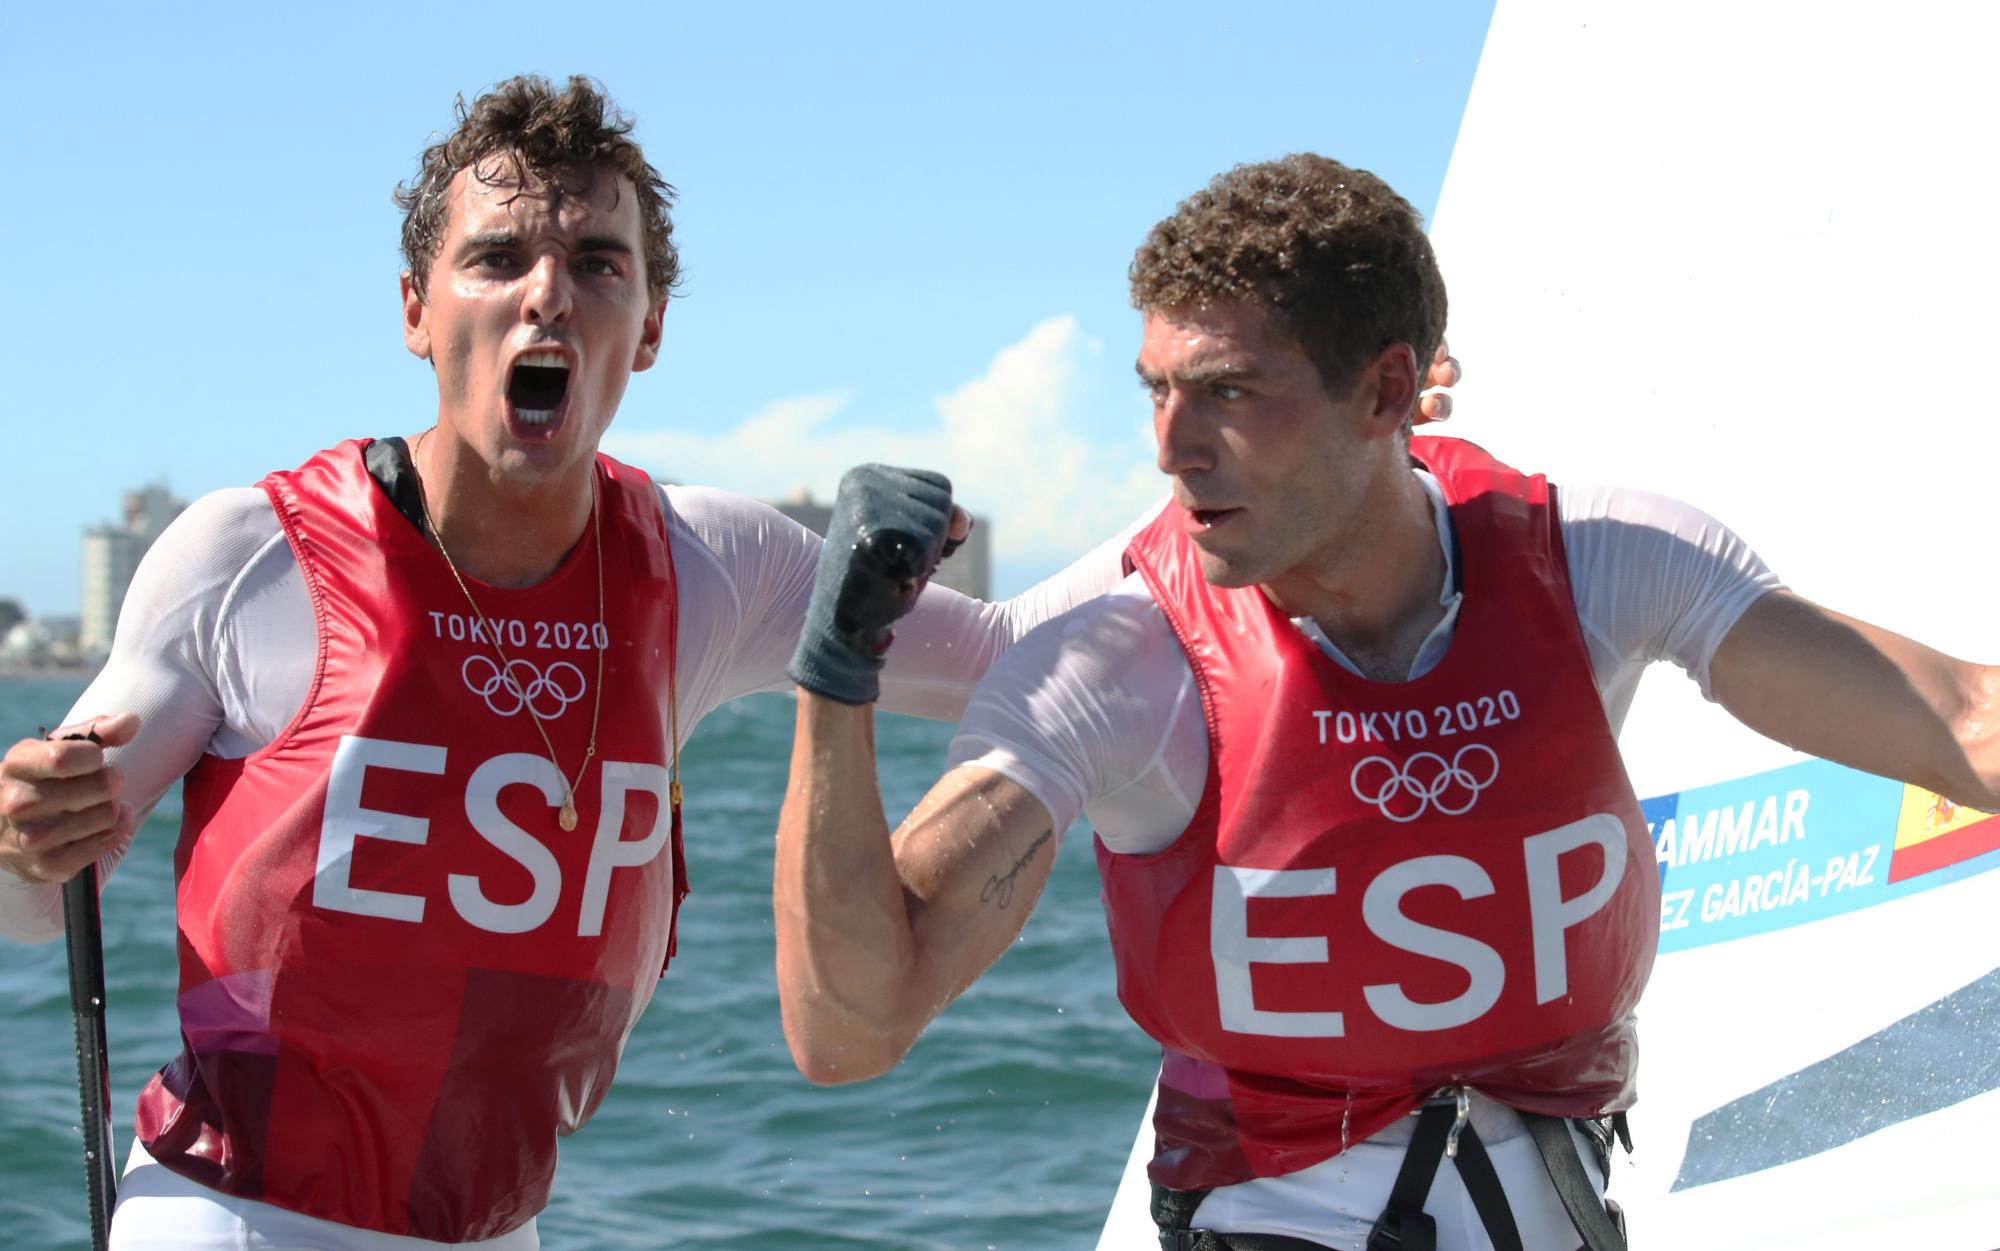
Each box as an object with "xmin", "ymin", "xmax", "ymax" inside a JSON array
[{"xmin": 979, "ymin": 829, "xmax": 1055, "ymax": 909}]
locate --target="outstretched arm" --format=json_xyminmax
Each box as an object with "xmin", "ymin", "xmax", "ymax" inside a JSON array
[
  {"xmin": 1710, "ymin": 590, "xmax": 1999, "ymax": 809},
  {"xmin": 775, "ymin": 700, "xmax": 1057, "ymax": 1084},
  {"xmin": 773, "ymin": 462, "xmax": 1064, "ymax": 1083}
]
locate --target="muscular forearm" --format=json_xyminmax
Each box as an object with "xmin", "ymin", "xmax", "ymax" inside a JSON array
[
  {"xmin": 1713, "ymin": 593, "xmax": 2000, "ymax": 810},
  {"xmin": 776, "ymin": 463, "xmax": 1067, "ymax": 1081},
  {"xmin": 774, "ymin": 694, "xmax": 926, "ymax": 1083}
]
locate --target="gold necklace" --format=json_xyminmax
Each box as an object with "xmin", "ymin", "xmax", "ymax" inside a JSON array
[{"xmin": 413, "ymin": 430, "xmax": 604, "ymax": 831}]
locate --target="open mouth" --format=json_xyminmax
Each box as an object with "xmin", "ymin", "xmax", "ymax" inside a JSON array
[
  {"xmin": 1190, "ymin": 507, "xmax": 1240, "ymax": 529},
  {"xmin": 507, "ymin": 350, "xmax": 571, "ymax": 434}
]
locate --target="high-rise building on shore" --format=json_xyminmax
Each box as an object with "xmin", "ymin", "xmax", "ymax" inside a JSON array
[
  {"xmin": 771, "ymin": 487, "xmax": 990, "ymax": 603},
  {"xmin": 79, "ymin": 482, "xmax": 186, "ymax": 656}
]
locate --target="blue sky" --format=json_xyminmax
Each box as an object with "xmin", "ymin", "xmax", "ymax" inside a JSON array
[{"xmin": 1, "ymin": 1, "xmax": 1493, "ymax": 616}]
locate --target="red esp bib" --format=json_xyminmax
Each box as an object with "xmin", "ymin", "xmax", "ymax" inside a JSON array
[
  {"xmin": 1101, "ymin": 436, "xmax": 1657, "ymax": 1191},
  {"xmin": 134, "ymin": 440, "xmax": 686, "ymax": 1240}
]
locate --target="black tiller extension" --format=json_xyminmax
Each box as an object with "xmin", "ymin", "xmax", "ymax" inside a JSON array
[{"xmin": 64, "ymin": 864, "xmax": 117, "ymax": 1250}]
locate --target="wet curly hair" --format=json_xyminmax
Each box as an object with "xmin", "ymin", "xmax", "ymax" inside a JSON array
[
  {"xmin": 1130, "ymin": 154, "xmax": 1445, "ymax": 400},
  {"xmin": 395, "ymin": 75, "xmax": 681, "ymax": 302}
]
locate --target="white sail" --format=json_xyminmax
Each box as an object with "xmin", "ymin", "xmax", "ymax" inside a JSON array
[{"xmin": 1097, "ymin": 2, "xmax": 2000, "ymax": 1246}]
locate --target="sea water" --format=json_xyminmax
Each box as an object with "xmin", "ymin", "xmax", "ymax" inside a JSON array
[{"xmin": 0, "ymin": 675, "xmax": 1157, "ymax": 1250}]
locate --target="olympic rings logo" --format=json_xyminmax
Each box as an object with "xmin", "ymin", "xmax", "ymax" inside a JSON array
[
  {"xmin": 1349, "ymin": 744, "xmax": 1500, "ymax": 823},
  {"xmin": 462, "ymin": 655, "xmax": 588, "ymax": 719}
]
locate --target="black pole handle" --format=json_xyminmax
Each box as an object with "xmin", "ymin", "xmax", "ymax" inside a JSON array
[{"xmin": 63, "ymin": 863, "xmax": 117, "ymax": 1250}]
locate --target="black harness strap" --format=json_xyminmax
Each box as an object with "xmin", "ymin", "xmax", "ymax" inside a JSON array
[
  {"xmin": 1151, "ymin": 1103, "xmax": 1627, "ymax": 1251},
  {"xmin": 1521, "ymin": 1114, "xmax": 1627, "ymax": 1251},
  {"xmin": 1444, "ymin": 1120, "xmax": 1522, "ymax": 1251},
  {"xmin": 1364, "ymin": 1101, "xmax": 1450, "ymax": 1251},
  {"xmin": 1363, "ymin": 1102, "xmax": 1525, "ymax": 1251},
  {"xmin": 1150, "ymin": 1183, "xmax": 1211, "ymax": 1242},
  {"xmin": 1149, "ymin": 1183, "xmax": 1335, "ymax": 1251}
]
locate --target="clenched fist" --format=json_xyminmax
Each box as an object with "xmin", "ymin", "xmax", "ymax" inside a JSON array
[{"xmin": 0, "ymin": 712, "xmax": 141, "ymax": 885}]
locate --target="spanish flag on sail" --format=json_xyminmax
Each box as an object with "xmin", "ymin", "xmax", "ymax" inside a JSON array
[{"xmin": 1888, "ymin": 786, "xmax": 2000, "ymax": 883}]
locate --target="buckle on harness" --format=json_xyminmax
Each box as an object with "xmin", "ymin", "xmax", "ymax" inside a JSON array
[
  {"xmin": 1366, "ymin": 1206, "xmax": 1438, "ymax": 1251},
  {"xmin": 1443, "ymin": 1087, "xmax": 1471, "ymax": 1159}
]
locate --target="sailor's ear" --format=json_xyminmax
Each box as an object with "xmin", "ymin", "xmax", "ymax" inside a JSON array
[
  {"xmin": 632, "ymin": 297, "xmax": 667, "ymax": 372},
  {"xmin": 401, "ymin": 270, "xmax": 432, "ymax": 362},
  {"xmin": 1363, "ymin": 342, "xmax": 1421, "ymax": 436}
]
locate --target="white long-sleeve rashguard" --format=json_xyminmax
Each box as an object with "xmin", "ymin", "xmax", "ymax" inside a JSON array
[
  {"xmin": 1, "ymin": 471, "xmax": 1143, "ymax": 1251},
  {"xmin": 943, "ymin": 472, "xmax": 1784, "ymax": 1251},
  {"xmin": 0, "ymin": 480, "xmax": 1141, "ymax": 947}
]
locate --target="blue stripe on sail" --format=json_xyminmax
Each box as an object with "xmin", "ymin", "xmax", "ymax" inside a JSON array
[
  {"xmin": 1671, "ymin": 963, "xmax": 2000, "ymax": 1190},
  {"xmin": 1646, "ymin": 759, "xmax": 2000, "ymax": 953}
]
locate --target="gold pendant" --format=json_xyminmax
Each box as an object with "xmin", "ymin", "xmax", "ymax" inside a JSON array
[{"xmin": 560, "ymin": 801, "xmax": 578, "ymax": 832}]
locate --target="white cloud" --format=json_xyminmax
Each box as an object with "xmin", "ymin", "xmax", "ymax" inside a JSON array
[{"xmin": 603, "ymin": 315, "xmax": 1165, "ymax": 567}]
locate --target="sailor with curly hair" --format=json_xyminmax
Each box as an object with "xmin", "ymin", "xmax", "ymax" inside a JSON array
[
  {"xmin": 773, "ymin": 154, "xmax": 2000, "ymax": 1251},
  {"xmin": 0, "ymin": 75, "xmax": 1199, "ymax": 1249}
]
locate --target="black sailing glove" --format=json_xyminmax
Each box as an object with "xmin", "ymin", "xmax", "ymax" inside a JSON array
[{"xmin": 787, "ymin": 464, "xmax": 956, "ymax": 705}]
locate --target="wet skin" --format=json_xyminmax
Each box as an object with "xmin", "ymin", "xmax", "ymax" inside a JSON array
[
  {"xmin": 400, "ymin": 158, "xmax": 665, "ymax": 586},
  {"xmin": 1136, "ymin": 300, "xmax": 1446, "ymax": 679}
]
